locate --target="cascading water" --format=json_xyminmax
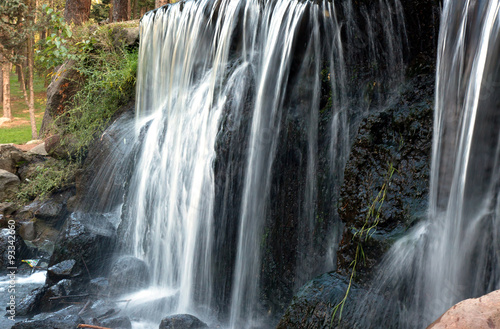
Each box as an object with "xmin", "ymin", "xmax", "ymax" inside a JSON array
[
  {"xmin": 80, "ymin": 0, "xmax": 406, "ymax": 327},
  {"xmin": 355, "ymin": 1, "xmax": 500, "ymax": 327}
]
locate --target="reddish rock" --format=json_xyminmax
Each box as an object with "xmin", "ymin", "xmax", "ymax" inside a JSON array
[{"xmin": 427, "ymin": 290, "xmax": 500, "ymax": 329}]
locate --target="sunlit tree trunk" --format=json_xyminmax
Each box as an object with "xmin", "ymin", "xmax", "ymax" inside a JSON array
[
  {"xmin": 2, "ymin": 60, "xmax": 12, "ymax": 120},
  {"xmin": 112, "ymin": 0, "xmax": 129, "ymax": 22},
  {"xmin": 28, "ymin": 0, "xmax": 38, "ymax": 139},
  {"xmin": 64, "ymin": 0, "xmax": 91, "ymax": 25}
]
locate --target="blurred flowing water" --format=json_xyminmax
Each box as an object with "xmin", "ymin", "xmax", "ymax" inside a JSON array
[
  {"xmin": 82, "ymin": 0, "xmax": 406, "ymax": 327},
  {"xmin": 355, "ymin": 1, "xmax": 500, "ymax": 327}
]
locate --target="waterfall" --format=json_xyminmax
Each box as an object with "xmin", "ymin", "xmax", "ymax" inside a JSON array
[
  {"xmin": 80, "ymin": 0, "xmax": 409, "ymax": 327},
  {"xmin": 355, "ymin": 1, "xmax": 500, "ymax": 327}
]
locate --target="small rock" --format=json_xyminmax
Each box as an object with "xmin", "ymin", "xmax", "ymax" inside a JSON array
[
  {"xmin": 0, "ymin": 169, "xmax": 20, "ymax": 200},
  {"xmin": 101, "ymin": 316, "xmax": 132, "ymax": 329},
  {"xmin": 26, "ymin": 139, "xmax": 44, "ymax": 145},
  {"xmin": 28, "ymin": 142, "xmax": 48, "ymax": 156},
  {"xmin": 159, "ymin": 314, "xmax": 208, "ymax": 329},
  {"xmin": 108, "ymin": 255, "xmax": 150, "ymax": 296},
  {"xmin": 89, "ymin": 277, "xmax": 110, "ymax": 295},
  {"xmin": 427, "ymin": 290, "xmax": 500, "ymax": 329},
  {"xmin": 19, "ymin": 221, "xmax": 36, "ymax": 241},
  {"xmin": 48, "ymin": 259, "xmax": 79, "ymax": 280}
]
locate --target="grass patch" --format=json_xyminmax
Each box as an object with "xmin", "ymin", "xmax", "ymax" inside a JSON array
[{"xmin": 0, "ymin": 72, "xmax": 46, "ymax": 144}]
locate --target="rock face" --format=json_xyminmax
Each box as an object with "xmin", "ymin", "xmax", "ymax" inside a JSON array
[
  {"xmin": 336, "ymin": 74, "xmax": 434, "ymax": 281},
  {"xmin": 48, "ymin": 212, "xmax": 117, "ymax": 284},
  {"xmin": 0, "ymin": 169, "xmax": 20, "ymax": 200},
  {"xmin": 277, "ymin": 272, "xmax": 398, "ymax": 329},
  {"xmin": 0, "ymin": 229, "xmax": 33, "ymax": 271},
  {"xmin": 39, "ymin": 60, "xmax": 83, "ymax": 136},
  {"xmin": 11, "ymin": 313, "xmax": 83, "ymax": 329},
  {"xmin": 427, "ymin": 290, "xmax": 500, "ymax": 329},
  {"xmin": 108, "ymin": 255, "xmax": 150, "ymax": 296},
  {"xmin": 159, "ymin": 314, "xmax": 208, "ymax": 329}
]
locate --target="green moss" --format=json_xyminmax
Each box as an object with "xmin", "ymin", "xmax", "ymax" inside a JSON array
[{"xmin": 17, "ymin": 158, "xmax": 78, "ymax": 202}]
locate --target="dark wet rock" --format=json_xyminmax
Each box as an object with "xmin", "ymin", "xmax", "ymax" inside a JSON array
[
  {"xmin": 89, "ymin": 277, "xmax": 110, "ymax": 295},
  {"xmin": 101, "ymin": 316, "xmax": 133, "ymax": 329},
  {"xmin": 11, "ymin": 313, "xmax": 83, "ymax": 329},
  {"xmin": 39, "ymin": 279, "xmax": 73, "ymax": 312},
  {"xmin": 48, "ymin": 212, "xmax": 117, "ymax": 284},
  {"xmin": 0, "ymin": 169, "xmax": 20, "ymax": 201},
  {"xmin": 16, "ymin": 285, "xmax": 48, "ymax": 316},
  {"xmin": 277, "ymin": 272, "xmax": 398, "ymax": 329},
  {"xmin": 48, "ymin": 260, "xmax": 79, "ymax": 280},
  {"xmin": 159, "ymin": 314, "xmax": 208, "ymax": 329},
  {"xmin": 337, "ymin": 74, "xmax": 434, "ymax": 282},
  {"xmin": 108, "ymin": 255, "xmax": 150, "ymax": 296},
  {"xmin": 0, "ymin": 229, "xmax": 33, "ymax": 272}
]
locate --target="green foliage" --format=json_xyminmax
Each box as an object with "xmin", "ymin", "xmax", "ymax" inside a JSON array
[
  {"xmin": 0, "ymin": 0, "xmax": 32, "ymax": 63},
  {"xmin": 56, "ymin": 37, "xmax": 138, "ymax": 161},
  {"xmin": 17, "ymin": 159, "xmax": 77, "ymax": 202},
  {"xmin": 35, "ymin": 4, "xmax": 75, "ymax": 70}
]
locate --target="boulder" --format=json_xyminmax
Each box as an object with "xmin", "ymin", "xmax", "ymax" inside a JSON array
[
  {"xmin": 39, "ymin": 60, "xmax": 83, "ymax": 136},
  {"xmin": 47, "ymin": 259, "xmax": 79, "ymax": 280},
  {"xmin": 108, "ymin": 255, "xmax": 150, "ymax": 296},
  {"xmin": 159, "ymin": 314, "xmax": 208, "ymax": 329},
  {"xmin": 16, "ymin": 285, "xmax": 48, "ymax": 316},
  {"xmin": 101, "ymin": 316, "xmax": 132, "ymax": 329},
  {"xmin": 11, "ymin": 313, "xmax": 83, "ymax": 329},
  {"xmin": 111, "ymin": 24, "xmax": 140, "ymax": 48},
  {"xmin": 48, "ymin": 212, "xmax": 117, "ymax": 284},
  {"xmin": 0, "ymin": 169, "xmax": 20, "ymax": 201},
  {"xmin": 44, "ymin": 134, "xmax": 79, "ymax": 160},
  {"xmin": 28, "ymin": 142, "xmax": 48, "ymax": 156},
  {"xmin": 89, "ymin": 277, "xmax": 110, "ymax": 295},
  {"xmin": 0, "ymin": 144, "xmax": 27, "ymax": 174},
  {"xmin": 427, "ymin": 290, "xmax": 500, "ymax": 329},
  {"xmin": 39, "ymin": 279, "xmax": 73, "ymax": 312}
]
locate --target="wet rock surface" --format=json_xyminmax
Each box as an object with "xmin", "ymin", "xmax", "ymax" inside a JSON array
[
  {"xmin": 48, "ymin": 212, "xmax": 117, "ymax": 285},
  {"xmin": 277, "ymin": 272, "xmax": 398, "ymax": 329},
  {"xmin": 336, "ymin": 74, "xmax": 434, "ymax": 281},
  {"xmin": 108, "ymin": 255, "xmax": 150, "ymax": 296},
  {"xmin": 159, "ymin": 314, "xmax": 208, "ymax": 329}
]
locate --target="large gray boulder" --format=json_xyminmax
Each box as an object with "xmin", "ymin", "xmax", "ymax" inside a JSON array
[
  {"xmin": 0, "ymin": 144, "xmax": 27, "ymax": 174},
  {"xmin": 159, "ymin": 314, "xmax": 208, "ymax": 329},
  {"xmin": 108, "ymin": 255, "xmax": 150, "ymax": 296}
]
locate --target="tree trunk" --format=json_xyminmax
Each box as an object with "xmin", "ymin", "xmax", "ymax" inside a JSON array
[
  {"xmin": 28, "ymin": 2, "xmax": 38, "ymax": 139},
  {"xmin": 112, "ymin": 0, "xmax": 129, "ymax": 22},
  {"xmin": 2, "ymin": 61, "xmax": 12, "ymax": 120},
  {"xmin": 0, "ymin": 63, "xmax": 2, "ymax": 104},
  {"xmin": 64, "ymin": 0, "xmax": 91, "ymax": 25}
]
